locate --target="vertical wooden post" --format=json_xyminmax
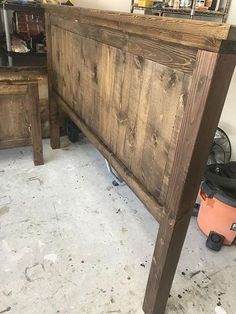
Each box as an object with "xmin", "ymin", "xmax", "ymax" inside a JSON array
[
  {"xmin": 49, "ymin": 96, "xmax": 61, "ymax": 149},
  {"xmin": 143, "ymin": 51, "xmax": 236, "ymax": 314},
  {"xmin": 143, "ymin": 213, "xmax": 192, "ymax": 314},
  {"xmin": 45, "ymin": 12, "xmax": 60, "ymax": 149},
  {"xmin": 28, "ymin": 83, "xmax": 44, "ymax": 166}
]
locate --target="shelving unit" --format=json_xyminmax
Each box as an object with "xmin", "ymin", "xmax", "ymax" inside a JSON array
[
  {"xmin": 0, "ymin": 1, "xmax": 46, "ymax": 66},
  {"xmin": 131, "ymin": 0, "xmax": 231, "ymax": 22}
]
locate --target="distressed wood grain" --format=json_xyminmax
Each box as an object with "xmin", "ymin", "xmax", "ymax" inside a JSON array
[
  {"xmin": 143, "ymin": 51, "xmax": 236, "ymax": 314},
  {"xmin": 0, "ymin": 76, "xmax": 44, "ymax": 166},
  {"xmin": 50, "ymin": 25, "xmax": 190, "ymax": 202},
  {"xmin": 44, "ymin": 4, "xmax": 236, "ymax": 52}
]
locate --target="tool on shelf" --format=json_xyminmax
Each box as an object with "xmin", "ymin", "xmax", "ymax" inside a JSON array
[{"xmin": 131, "ymin": 0, "xmax": 231, "ymax": 22}]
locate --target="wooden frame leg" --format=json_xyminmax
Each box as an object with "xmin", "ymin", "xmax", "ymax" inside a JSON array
[
  {"xmin": 143, "ymin": 212, "xmax": 192, "ymax": 314},
  {"xmin": 143, "ymin": 52, "xmax": 236, "ymax": 314},
  {"xmin": 28, "ymin": 83, "xmax": 44, "ymax": 166},
  {"xmin": 49, "ymin": 96, "xmax": 60, "ymax": 149},
  {"xmin": 45, "ymin": 13, "xmax": 60, "ymax": 149}
]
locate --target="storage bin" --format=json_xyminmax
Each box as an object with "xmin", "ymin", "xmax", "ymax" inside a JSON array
[{"xmin": 138, "ymin": 0, "xmax": 154, "ymax": 7}]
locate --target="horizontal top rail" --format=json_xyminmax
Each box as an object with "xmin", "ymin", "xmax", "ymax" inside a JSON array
[
  {"xmin": 0, "ymin": 67, "xmax": 47, "ymax": 82},
  {"xmin": 44, "ymin": 4, "xmax": 236, "ymax": 53}
]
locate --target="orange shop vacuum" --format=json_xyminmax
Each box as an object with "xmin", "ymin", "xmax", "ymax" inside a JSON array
[
  {"xmin": 198, "ymin": 162, "xmax": 236, "ymax": 251},
  {"xmin": 196, "ymin": 127, "xmax": 236, "ymax": 251}
]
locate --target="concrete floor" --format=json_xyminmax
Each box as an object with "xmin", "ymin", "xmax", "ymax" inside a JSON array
[{"xmin": 0, "ymin": 137, "xmax": 235, "ymax": 314}]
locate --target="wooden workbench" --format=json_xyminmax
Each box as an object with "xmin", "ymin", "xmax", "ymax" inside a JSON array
[{"xmin": 44, "ymin": 5, "xmax": 236, "ymax": 313}]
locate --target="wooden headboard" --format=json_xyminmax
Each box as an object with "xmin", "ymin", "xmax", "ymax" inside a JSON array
[{"xmin": 44, "ymin": 5, "xmax": 236, "ymax": 313}]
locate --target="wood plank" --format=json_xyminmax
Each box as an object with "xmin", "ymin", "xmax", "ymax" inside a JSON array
[
  {"xmin": 143, "ymin": 211, "xmax": 192, "ymax": 314},
  {"xmin": 158, "ymin": 74, "xmax": 189, "ymax": 204},
  {"xmin": 0, "ymin": 138, "xmax": 32, "ymax": 149},
  {"xmin": 50, "ymin": 16, "xmax": 196, "ymax": 74},
  {"xmin": 0, "ymin": 84, "xmax": 27, "ymax": 95},
  {"xmin": 49, "ymin": 27, "xmax": 190, "ymax": 203},
  {"xmin": 44, "ymin": 4, "xmax": 236, "ymax": 52},
  {"xmin": 0, "ymin": 81, "xmax": 44, "ymax": 165},
  {"xmin": 140, "ymin": 64, "xmax": 190, "ymax": 198},
  {"xmin": 97, "ymin": 43, "xmax": 116, "ymax": 147},
  {"xmin": 0, "ymin": 77, "xmax": 49, "ymax": 140},
  {"xmin": 143, "ymin": 51, "xmax": 236, "ymax": 314},
  {"xmin": 0, "ymin": 67, "xmax": 47, "ymax": 82},
  {"xmin": 0, "ymin": 91, "xmax": 31, "ymax": 147},
  {"xmin": 166, "ymin": 52, "xmax": 236, "ymax": 220},
  {"xmin": 45, "ymin": 13, "xmax": 60, "ymax": 149},
  {"xmin": 27, "ymin": 83, "xmax": 44, "ymax": 166},
  {"xmin": 53, "ymin": 91, "xmax": 165, "ymax": 223}
]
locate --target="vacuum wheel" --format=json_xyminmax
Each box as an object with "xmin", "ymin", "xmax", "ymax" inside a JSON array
[
  {"xmin": 192, "ymin": 203, "xmax": 200, "ymax": 217},
  {"xmin": 206, "ymin": 231, "xmax": 225, "ymax": 251},
  {"xmin": 66, "ymin": 118, "xmax": 80, "ymax": 143}
]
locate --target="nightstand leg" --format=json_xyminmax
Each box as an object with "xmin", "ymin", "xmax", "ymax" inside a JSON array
[{"xmin": 28, "ymin": 83, "xmax": 44, "ymax": 166}]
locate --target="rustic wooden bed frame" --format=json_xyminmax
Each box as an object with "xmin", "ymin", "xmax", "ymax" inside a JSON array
[{"xmin": 44, "ymin": 5, "xmax": 236, "ymax": 313}]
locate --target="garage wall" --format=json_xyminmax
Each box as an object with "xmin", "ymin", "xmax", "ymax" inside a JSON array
[
  {"xmin": 72, "ymin": 0, "xmax": 236, "ymax": 159},
  {"xmin": 219, "ymin": 1, "xmax": 236, "ymax": 159},
  {"xmin": 71, "ymin": 0, "xmax": 130, "ymax": 11}
]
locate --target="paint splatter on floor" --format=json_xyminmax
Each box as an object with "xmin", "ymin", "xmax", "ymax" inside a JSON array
[{"xmin": 0, "ymin": 138, "xmax": 235, "ymax": 313}]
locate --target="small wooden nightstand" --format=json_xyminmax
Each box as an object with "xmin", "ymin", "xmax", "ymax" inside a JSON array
[{"xmin": 0, "ymin": 67, "xmax": 45, "ymax": 165}]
